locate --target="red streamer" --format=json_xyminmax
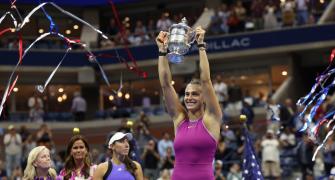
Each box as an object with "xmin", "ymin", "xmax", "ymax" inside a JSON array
[
  {"xmin": 108, "ymin": 0, "xmax": 147, "ymax": 78},
  {"xmin": 330, "ymin": 48, "xmax": 335, "ymax": 62}
]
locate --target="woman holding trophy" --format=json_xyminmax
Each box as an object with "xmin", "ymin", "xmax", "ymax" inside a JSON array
[{"xmin": 156, "ymin": 22, "xmax": 222, "ymax": 180}]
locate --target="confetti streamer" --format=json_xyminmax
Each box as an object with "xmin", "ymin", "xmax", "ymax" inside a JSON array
[
  {"xmin": 297, "ymin": 48, "xmax": 335, "ymax": 161},
  {"xmin": 36, "ymin": 47, "xmax": 72, "ymax": 93},
  {"xmin": 0, "ymin": 0, "xmax": 147, "ymax": 117}
]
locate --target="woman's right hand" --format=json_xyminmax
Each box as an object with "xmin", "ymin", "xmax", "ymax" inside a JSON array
[{"xmin": 155, "ymin": 31, "xmax": 168, "ymax": 52}]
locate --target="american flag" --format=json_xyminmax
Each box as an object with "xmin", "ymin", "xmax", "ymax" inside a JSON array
[{"xmin": 242, "ymin": 127, "xmax": 264, "ymax": 180}]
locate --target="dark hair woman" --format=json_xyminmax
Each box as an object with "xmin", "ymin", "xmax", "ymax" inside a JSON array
[
  {"xmin": 58, "ymin": 135, "xmax": 96, "ymax": 180},
  {"xmin": 93, "ymin": 132, "xmax": 143, "ymax": 180}
]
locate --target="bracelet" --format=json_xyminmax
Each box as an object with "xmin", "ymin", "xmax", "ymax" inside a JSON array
[
  {"xmin": 197, "ymin": 43, "xmax": 206, "ymax": 48},
  {"xmin": 158, "ymin": 51, "xmax": 167, "ymax": 56}
]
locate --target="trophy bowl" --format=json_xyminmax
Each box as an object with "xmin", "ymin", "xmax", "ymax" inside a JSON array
[{"xmin": 167, "ymin": 17, "xmax": 195, "ymax": 64}]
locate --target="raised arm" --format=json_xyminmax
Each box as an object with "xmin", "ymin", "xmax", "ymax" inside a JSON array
[
  {"xmin": 196, "ymin": 27, "xmax": 222, "ymax": 122},
  {"xmin": 156, "ymin": 31, "xmax": 185, "ymax": 124}
]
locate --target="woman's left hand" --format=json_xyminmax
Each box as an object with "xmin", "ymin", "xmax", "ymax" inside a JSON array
[{"xmin": 195, "ymin": 26, "xmax": 205, "ymax": 44}]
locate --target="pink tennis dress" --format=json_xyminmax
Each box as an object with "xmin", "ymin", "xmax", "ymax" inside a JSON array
[{"xmin": 172, "ymin": 118, "xmax": 217, "ymax": 180}]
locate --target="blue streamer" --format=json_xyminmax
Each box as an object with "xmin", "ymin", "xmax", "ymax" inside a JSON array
[{"xmin": 38, "ymin": 0, "xmax": 58, "ymax": 33}]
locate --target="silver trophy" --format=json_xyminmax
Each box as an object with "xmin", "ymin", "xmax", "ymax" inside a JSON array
[{"xmin": 167, "ymin": 17, "xmax": 196, "ymax": 64}]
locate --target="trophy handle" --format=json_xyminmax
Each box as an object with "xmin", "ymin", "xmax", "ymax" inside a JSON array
[{"xmin": 187, "ymin": 29, "xmax": 196, "ymax": 47}]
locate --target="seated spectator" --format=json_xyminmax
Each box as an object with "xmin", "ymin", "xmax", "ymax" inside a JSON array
[
  {"xmin": 209, "ymin": 8, "xmax": 224, "ymax": 35},
  {"xmin": 156, "ymin": 13, "xmax": 172, "ymax": 32},
  {"xmin": 147, "ymin": 19, "xmax": 156, "ymax": 40},
  {"xmin": 134, "ymin": 20, "xmax": 150, "ymax": 44},
  {"xmin": 264, "ymin": 0, "xmax": 278, "ymax": 29},
  {"xmin": 218, "ymin": 3, "xmax": 230, "ymax": 34},
  {"xmin": 214, "ymin": 160, "xmax": 225, "ymax": 180},
  {"xmin": 251, "ymin": 0, "xmax": 265, "ymax": 30},
  {"xmin": 296, "ymin": 0, "xmax": 309, "ymax": 26},
  {"xmin": 281, "ymin": 0, "xmax": 296, "ymax": 27},
  {"xmin": 227, "ymin": 163, "xmax": 242, "ymax": 180},
  {"xmin": 233, "ymin": 0, "xmax": 247, "ymax": 32}
]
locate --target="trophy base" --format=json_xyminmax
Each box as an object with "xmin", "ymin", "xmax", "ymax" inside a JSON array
[{"xmin": 167, "ymin": 53, "xmax": 184, "ymax": 64}]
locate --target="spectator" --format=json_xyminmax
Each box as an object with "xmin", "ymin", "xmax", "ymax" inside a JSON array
[
  {"xmin": 22, "ymin": 134, "xmax": 37, "ymax": 168},
  {"xmin": 261, "ymin": 129, "xmax": 281, "ymax": 180},
  {"xmin": 147, "ymin": 19, "xmax": 156, "ymax": 40},
  {"xmin": 228, "ymin": 77, "xmax": 243, "ymax": 105},
  {"xmin": 241, "ymin": 100, "xmax": 255, "ymax": 129},
  {"xmin": 209, "ymin": 8, "xmax": 224, "ymax": 35},
  {"xmin": 295, "ymin": 0, "xmax": 309, "ymax": 26},
  {"xmin": 160, "ymin": 147, "xmax": 175, "ymax": 171},
  {"xmin": 253, "ymin": 91, "xmax": 266, "ymax": 107},
  {"xmin": 279, "ymin": 126, "xmax": 296, "ymax": 149},
  {"xmin": 279, "ymin": 98, "xmax": 295, "ymax": 128},
  {"xmin": 71, "ymin": 91, "xmax": 87, "ymax": 122},
  {"xmin": 266, "ymin": 98, "xmax": 280, "ymax": 133},
  {"xmin": 142, "ymin": 92, "xmax": 152, "ymax": 114},
  {"xmin": 157, "ymin": 169, "xmax": 171, "ymax": 180},
  {"xmin": 138, "ymin": 111, "xmax": 151, "ymax": 129},
  {"xmin": 28, "ymin": 91, "xmax": 44, "ymax": 122},
  {"xmin": 141, "ymin": 140, "xmax": 160, "ymax": 180},
  {"xmin": 3, "ymin": 125, "xmax": 22, "ymax": 177},
  {"xmin": 221, "ymin": 124, "xmax": 237, "ymax": 146},
  {"xmin": 156, "ymin": 13, "xmax": 172, "ymax": 32},
  {"xmin": 227, "ymin": 10, "xmax": 241, "ymax": 33},
  {"xmin": 330, "ymin": 166, "xmax": 335, "ymax": 180},
  {"xmin": 297, "ymin": 135, "xmax": 315, "ymax": 180},
  {"xmin": 106, "ymin": 18, "xmax": 119, "ymax": 37},
  {"xmin": 134, "ymin": 121, "xmax": 152, "ymax": 156},
  {"xmin": 36, "ymin": 124, "xmax": 53, "ymax": 144},
  {"xmin": 158, "ymin": 132, "xmax": 174, "ymax": 157},
  {"xmin": 11, "ymin": 166, "xmax": 22, "ymax": 180},
  {"xmin": 227, "ymin": 163, "xmax": 242, "ymax": 180},
  {"xmin": 264, "ymin": 0, "xmax": 278, "ymax": 29},
  {"xmin": 323, "ymin": 138, "xmax": 335, "ymax": 176},
  {"xmin": 214, "ymin": 160, "xmax": 225, "ymax": 180},
  {"xmin": 282, "ymin": 0, "xmax": 296, "ymax": 27},
  {"xmin": 214, "ymin": 74, "xmax": 228, "ymax": 109},
  {"xmin": 19, "ymin": 125, "xmax": 30, "ymax": 146},
  {"xmin": 118, "ymin": 118, "xmax": 132, "ymax": 133},
  {"xmin": 218, "ymin": 3, "xmax": 230, "ymax": 34},
  {"xmin": 251, "ymin": 0, "xmax": 265, "ymax": 30},
  {"xmin": 233, "ymin": 0, "xmax": 247, "ymax": 32},
  {"xmin": 134, "ymin": 20, "xmax": 150, "ymax": 44}
]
